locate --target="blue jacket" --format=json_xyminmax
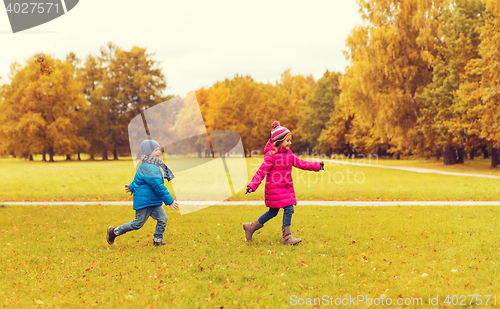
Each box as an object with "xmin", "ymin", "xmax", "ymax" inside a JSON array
[{"xmin": 128, "ymin": 162, "xmax": 174, "ymax": 210}]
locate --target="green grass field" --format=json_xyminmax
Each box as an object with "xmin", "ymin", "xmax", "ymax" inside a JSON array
[
  {"xmin": 2, "ymin": 157, "xmax": 500, "ymax": 201},
  {"xmin": 1, "ymin": 205, "xmax": 500, "ymax": 308},
  {"xmin": 2, "ymin": 156, "xmax": 500, "ymax": 308},
  {"xmin": 337, "ymin": 155, "xmax": 500, "ymax": 177}
]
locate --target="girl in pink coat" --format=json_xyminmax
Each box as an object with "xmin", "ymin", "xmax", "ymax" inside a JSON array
[{"xmin": 244, "ymin": 121, "xmax": 324, "ymax": 245}]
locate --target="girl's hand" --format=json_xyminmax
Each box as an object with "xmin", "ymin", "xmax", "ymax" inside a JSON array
[
  {"xmin": 125, "ymin": 184, "xmax": 132, "ymax": 195},
  {"xmin": 320, "ymin": 161, "xmax": 324, "ymax": 170},
  {"xmin": 246, "ymin": 186, "xmax": 254, "ymax": 194}
]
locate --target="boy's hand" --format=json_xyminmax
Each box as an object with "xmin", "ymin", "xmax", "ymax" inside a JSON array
[
  {"xmin": 168, "ymin": 201, "xmax": 179, "ymax": 210},
  {"xmin": 125, "ymin": 184, "xmax": 132, "ymax": 195},
  {"xmin": 246, "ymin": 186, "xmax": 254, "ymax": 194}
]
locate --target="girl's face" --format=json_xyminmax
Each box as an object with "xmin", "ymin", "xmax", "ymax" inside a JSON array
[
  {"xmin": 280, "ymin": 134, "xmax": 292, "ymax": 150},
  {"xmin": 149, "ymin": 147, "xmax": 162, "ymax": 158}
]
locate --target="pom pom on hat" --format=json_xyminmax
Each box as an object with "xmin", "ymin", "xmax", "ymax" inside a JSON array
[{"xmin": 270, "ymin": 120, "xmax": 290, "ymax": 143}]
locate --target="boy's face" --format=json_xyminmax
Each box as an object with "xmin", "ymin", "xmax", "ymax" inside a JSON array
[
  {"xmin": 280, "ymin": 134, "xmax": 292, "ymax": 150},
  {"xmin": 149, "ymin": 147, "xmax": 162, "ymax": 159}
]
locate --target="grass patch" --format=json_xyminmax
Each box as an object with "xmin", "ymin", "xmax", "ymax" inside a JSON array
[
  {"xmin": 0, "ymin": 158, "xmax": 136, "ymax": 201},
  {"xmin": 2, "ymin": 157, "xmax": 500, "ymax": 201},
  {"xmin": 338, "ymin": 155, "xmax": 500, "ymax": 177},
  {"xmin": 1, "ymin": 205, "xmax": 500, "ymax": 308}
]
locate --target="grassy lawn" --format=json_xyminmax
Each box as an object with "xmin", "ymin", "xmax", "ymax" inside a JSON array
[
  {"xmin": 329, "ymin": 154, "xmax": 500, "ymax": 177},
  {"xmin": 1, "ymin": 205, "xmax": 500, "ymax": 308},
  {"xmin": 2, "ymin": 157, "xmax": 500, "ymax": 201},
  {"xmin": 0, "ymin": 158, "xmax": 137, "ymax": 201}
]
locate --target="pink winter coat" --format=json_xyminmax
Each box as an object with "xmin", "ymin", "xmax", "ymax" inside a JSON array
[{"xmin": 248, "ymin": 139, "xmax": 321, "ymax": 208}]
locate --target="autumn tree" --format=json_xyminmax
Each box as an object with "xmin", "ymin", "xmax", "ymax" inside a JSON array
[
  {"xmin": 300, "ymin": 70, "xmax": 342, "ymax": 155},
  {"xmin": 276, "ymin": 69, "xmax": 316, "ymax": 153},
  {"xmin": 342, "ymin": 0, "xmax": 444, "ymax": 156},
  {"xmin": 417, "ymin": 0, "xmax": 486, "ymax": 165},
  {"xmin": 199, "ymin": 74, "xmax": 304, "ymax": 156},
  {"xmin": 79, "ymin": 54, "xmax": 112, "ymax": 160},
  {"xmin": 203, "ymin": 75, "xmax": 262, "ymax": 156},
  {"xmin": 82, "ymin": 43, "xmax": 168, "ymax": 160},
  {"xmin": 0, "ymin": 55, "xmax": 88, "ymax": 161},
  {"xmin": 0, "ymin": 80, "xmax": 6, "ymax": 156},
  {"xmin": 458, "ymin": 0, "xmax": 500, "ymax": 167},
  {"xmin": 248, "ymin": 82, "xmax": 292, "ymax": 153}
]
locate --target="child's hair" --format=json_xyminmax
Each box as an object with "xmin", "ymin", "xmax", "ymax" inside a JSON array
[{"xmin": 268, "ymin": 140, "xmax": 281, "ymax": 155}]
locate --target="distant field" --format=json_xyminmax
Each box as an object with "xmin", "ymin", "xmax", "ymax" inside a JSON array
[
  {"xmin": 336, "ymin": 155, "xmax": 500, "ymax": 177},
  {"xmin": 1, "ymin": 156, "xmax": 500, "ymax": 201},
  {"xmin": 1, "ymin": 205, "xmax": 499, "ymax": 308}
]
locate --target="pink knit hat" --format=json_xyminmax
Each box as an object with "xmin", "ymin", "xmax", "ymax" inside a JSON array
[{"xmin": 270, "ymin": 121, "xmax": 291, "ymax": 143}]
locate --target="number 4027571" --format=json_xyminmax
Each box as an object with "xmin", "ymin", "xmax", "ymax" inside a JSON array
[{"xmin": 5, "ymin": 3, "xmax": 59, "ymax": 14}]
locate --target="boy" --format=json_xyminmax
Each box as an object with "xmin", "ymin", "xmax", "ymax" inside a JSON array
[{"xmin": 107, "ymin": 140, "xmax": 178, "ymax": 246}]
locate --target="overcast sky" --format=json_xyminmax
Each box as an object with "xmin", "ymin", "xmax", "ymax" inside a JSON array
[{"xmin": 0, "ymin": 0, "xmax": 364, "ymax": 97}]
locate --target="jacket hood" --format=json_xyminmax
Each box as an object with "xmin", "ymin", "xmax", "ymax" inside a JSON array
[{"xmin": 264, "ymin": 139, "xmax": 287, "ymax": 155}]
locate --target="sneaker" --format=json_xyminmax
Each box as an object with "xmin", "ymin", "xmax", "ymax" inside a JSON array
[
  {"xmin": 107, "ymin": 226, "xmax": 117, "ymax": 245},
  {"xmin": 153, "ymin": 240, "xmax": 166, "ymax": 246}
]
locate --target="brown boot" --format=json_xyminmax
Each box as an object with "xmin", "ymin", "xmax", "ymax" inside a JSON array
[
  {"xmin": 107, "ymin": 226, "xmax": 117, "ymax": 245},
  {"xmin": 282, "ymin": 226, "xmax": 301, "ymax": 245},
  {"xmin": 242, "ymin": 220, "xmax": 263, "ymax": 242},
  {"xmin": 153, "ymin": 240, "xmax": 166, "ymax": 246}
]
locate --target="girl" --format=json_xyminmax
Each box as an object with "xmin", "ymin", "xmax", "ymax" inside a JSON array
[{"xmin": 244, "ymin": 121, "xmax": 323, "ymax": 245}]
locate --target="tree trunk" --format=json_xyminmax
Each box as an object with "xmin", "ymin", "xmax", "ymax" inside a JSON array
[
  {"xmin": 66, "ymin": 155, "xmax": 71, "ymax": 161},
  {"xmin": 491, "ymin": 148, "xmax": 498, "ymax": 168},
  {"xmin": 436, "ymin": 149, "xmax": 441, "ymax": 161},
  {"xmin": 457, "ymin": 147, "xmax": 465, "ymax": 164},
  {"xmin": 48, "ymin": 148, "xmax": 55, "ymax": 162},
  {"xmin": 113, "ymin": 149, "xmax": 118, "ymax": 160},
  {"xmin": 102, "ymin": 149, "xmax": 108, "ymax": 161},
  {"xmin": 77, "ymin": 152, "xmax": 81, "ymax": 160},
  {"xmin": 42, "ymin": 152, "xmax": 46, "ymax": 162},
  {"xmin": 29, "ymin": 155, "xmax": 33, "ymax": 161},
  {"xmin": 396, "ymin": 152, "xmax": 400, "ymax": 160},
  {"xmin": 10, "ymin": 151, "xmax": 16, "ymax": 158},
  {"xmin": 482, "ymin": 146, "xmax": 489, "ymax": 159},
  {"xmin": 469, "ymin": 149, "xmax": 475, "ymax": 160},
  {"xmin": 443, "ymin": 147, "xmax": 457, "ymax": 165}
]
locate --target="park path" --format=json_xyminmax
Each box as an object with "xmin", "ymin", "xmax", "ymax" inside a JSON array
[
  {"xmin": 323, "ymin": 159, "xmax": 500, "ymax": 179},
  {"xmin": 2, "ymin": 201, "xmax": 500, "ymax": 206}
]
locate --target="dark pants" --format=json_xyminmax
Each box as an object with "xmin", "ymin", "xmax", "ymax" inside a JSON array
[
  {"xmin": 117, "ymin": 205, "xmax": 168, "ymax": 242},
  {"xmin": 258, "ymin": 205, "xmax": 294, "ymax": 227}
]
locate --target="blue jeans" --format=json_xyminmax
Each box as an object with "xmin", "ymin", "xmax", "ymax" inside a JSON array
[
  {"xmin": 258, "ymin": 205, "xmax": 294, "ymax": 227},
  {"xmin": 117, "ymin": 205, "xmax": 168, "ymax": 242}
]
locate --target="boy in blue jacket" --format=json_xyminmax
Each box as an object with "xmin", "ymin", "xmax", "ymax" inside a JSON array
[{"xmin": 107, "ymin": 140, "xmax": 178, "ymax": 247}]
